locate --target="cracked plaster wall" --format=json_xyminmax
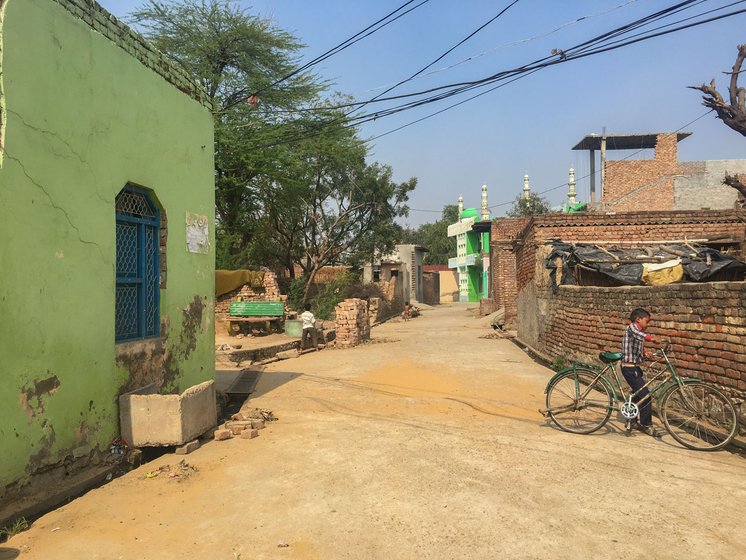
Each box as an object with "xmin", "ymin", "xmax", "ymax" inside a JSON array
[{"xmin": 0, "ymin": 0, "xmax": 214, "ymax": 503}]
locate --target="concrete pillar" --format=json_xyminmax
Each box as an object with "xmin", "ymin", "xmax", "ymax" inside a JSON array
[
  {"xmin": 600, "ymin": 131, "xmax": 607, "ymax": 200},
  {"xmin": 589, "ymin": 150, "xmax": 596, "ymax": 204}
]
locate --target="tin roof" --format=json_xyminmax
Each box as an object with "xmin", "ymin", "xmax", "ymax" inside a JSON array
[{"xmin": 571, "ymin": 132, "xmax": 691, "ymax": 151}]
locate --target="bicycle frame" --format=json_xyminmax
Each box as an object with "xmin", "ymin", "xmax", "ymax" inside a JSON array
[
  {"xmin": 545, "ymin": 344, "xmax": 701, "ymax": 415},
  {"xmin": 542, "ymin": 340, "xmax": 739, "ymax": 449}
]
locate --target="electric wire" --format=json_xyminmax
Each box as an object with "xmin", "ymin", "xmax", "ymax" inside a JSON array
[
  {"xmin": 350, "ymin": 0, "xmax": 522, "ymax": 117},
  {"xmin": 246, "ymin": 0, "xmax": 432, "ymax": 101},
  {"xmin": 247, "ymin": 1, "xmax": 741, "ymax": 149},
  {"xmin": 363, "ymin": 0, "xmax": 640, "ymax": 93},
  {"xmin": 347, "ymin": 1, "xmax": 745, "ymax": 132},
  {"xmin": 402, "ymin": 108, "xmax": 715, "ymax": 214}
]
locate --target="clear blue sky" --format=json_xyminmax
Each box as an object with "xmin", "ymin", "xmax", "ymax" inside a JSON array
[{"xmin": 97, "ymin": 1, "xmax": 746, "ymax": 225}]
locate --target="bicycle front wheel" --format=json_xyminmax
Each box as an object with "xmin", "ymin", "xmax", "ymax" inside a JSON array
[
  {"xmin": 545, "ymin": 369, "xmax": 614, "ymax": 434},
  {"xmin": 661, "ymin": 382, "xmax": 739, "ymax": 451}
]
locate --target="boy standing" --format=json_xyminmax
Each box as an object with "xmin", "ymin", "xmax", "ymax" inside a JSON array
[
  {"xmin": 621, "ymin": 308, "xmax": 657, "ymax": 436},
  {"xmin": 300, "ymin": 303, "xmax": 318, "ymax": 351}
]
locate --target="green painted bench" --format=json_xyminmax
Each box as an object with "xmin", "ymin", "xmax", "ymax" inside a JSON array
[{"xmin": 227, "ymin": 301, "xmax": 285, "ymax": 335}]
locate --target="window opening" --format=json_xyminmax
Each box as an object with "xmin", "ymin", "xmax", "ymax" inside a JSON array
[{"xmin": 115, "ymin": 186, "xmax": 160, "ymax": 342}]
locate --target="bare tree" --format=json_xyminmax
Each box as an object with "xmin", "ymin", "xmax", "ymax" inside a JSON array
[{"xmin": 690, "ymin": 44, "xmax": 746, "ymax": 205}]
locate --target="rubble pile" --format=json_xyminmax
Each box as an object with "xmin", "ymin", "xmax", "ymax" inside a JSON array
[{"xmin": 213, "ymin": 408, "xmax": 276, "ymax": 442}]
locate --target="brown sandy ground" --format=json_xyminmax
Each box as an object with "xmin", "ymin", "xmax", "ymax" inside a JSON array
[{"xmin": 6, "ymin": 303, "xmax": 746, "ymax": 560}]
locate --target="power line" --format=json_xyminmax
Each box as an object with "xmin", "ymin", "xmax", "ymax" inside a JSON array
[
  {"xmin": 249, "ymin": 0, "xmax": 432, "ymax": 100},
  {"xmin": 349, "ymin": 0, "xmax": 711, "ymax": 124},
  {"xmin": 351, "ymin": 0, "xmax": 522, "ymax": 117},
  {"xmin": 244, "ymin": 1, "xmax": 745, "ymax": 150},
  {"xmin": 406, "ymin": 108, "xmax": 716, "ymax": 214},
  {"xmin": 355, "ymin": 1, "xmax": 745, "ymax": 133},
  {"xmin": 362, "ymin": 0, "xmax": 640, "ymax": 94}
]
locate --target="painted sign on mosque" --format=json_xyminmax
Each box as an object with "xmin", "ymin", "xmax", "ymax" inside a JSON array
[{"xmin": 186, "ymin": 211, "xmax": 210, "ymax": 254}]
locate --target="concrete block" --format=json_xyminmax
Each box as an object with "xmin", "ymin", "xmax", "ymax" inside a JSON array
[
  {"xmin": 175, "ymin": 440, "xmax": 200, "ymax": 455},
  {"xmin": 241, "ymin": 429, "xmax": 259, "ymax": 439},
  {"xmin": 229, "ymin": 425, "xmax": 244, "ymax": 436},
  {"xmin": 214, "ymin": 429, "xmax": 232, "ymax": 441},
  {"xmin": 119, "ymin": 380, "xmax": 218, "ymax": 447},
  {"xmin": 250, "ymin": 419, "xmax": 265, "ymax": 430}
]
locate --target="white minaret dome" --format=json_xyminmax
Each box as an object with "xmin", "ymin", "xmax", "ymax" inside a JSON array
[
  {"xmin": 480, "ymin": 184, "xmax": 489, "ymax": 221},
  {"xmin": 568, "ymin": 167, "xmax": 577, "ymax": 205}
]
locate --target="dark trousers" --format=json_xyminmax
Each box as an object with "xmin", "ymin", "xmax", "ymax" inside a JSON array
[
  {"xmin": 301, "ymin": 327, "xmax": 317, "ymax": 350},
  {"xmin": 621, "ymin": 366, "xmax": 652, "ymax": 426}
]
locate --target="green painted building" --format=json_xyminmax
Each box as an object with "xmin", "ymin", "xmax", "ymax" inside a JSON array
[
  {"xmin": 447, "ymin": 187, "xmax": 492, "ymax": 302},
  {"xmin": 0, "ymin": 0, "xmax": 215, "ymax": 514}
]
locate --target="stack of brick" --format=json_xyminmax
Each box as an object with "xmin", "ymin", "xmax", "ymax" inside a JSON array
[
  {"xmin": 368, "ymin": 297, "xmax": 380, "ymax": 325},
  {"xmin": 262, "ymin": 270, "xmax": 282, "ymax": 300},
  {"xmin": 334, "ymin": 298, "xmax": 370, "ymax": 348}
]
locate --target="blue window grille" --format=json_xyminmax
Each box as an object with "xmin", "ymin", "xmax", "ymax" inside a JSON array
[{"xmin": 115, "ymin": 186, "xmax": 160, "ymax": 342}]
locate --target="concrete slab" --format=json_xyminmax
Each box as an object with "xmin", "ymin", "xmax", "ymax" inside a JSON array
[{"xmin": 119, "ymin": 381, "xmax": 217, "ymax": 447}]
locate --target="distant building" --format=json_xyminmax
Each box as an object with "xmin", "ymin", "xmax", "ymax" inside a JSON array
[
  {"xmin": 447, "ymin": 187, "xmax": 491, "ymax": 302},
  {"xmin": 572, "ymin": 131, "xmax": 746, "ymax": 211},
  {"xmin": 363, "ymin": 244, "xmax": 428, "ymax": 303}
]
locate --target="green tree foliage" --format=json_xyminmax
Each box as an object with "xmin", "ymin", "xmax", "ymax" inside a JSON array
[
  {"xmin": 400, "ymin": 205, "xmax": 459, "ymax": 265},
  {"xmin": 506, "ymin": 193, "xmax": 551, "ymax": 217},
  {"xmin": 132, "ymin": 0, "xmax": 323, "ymax": 266},
  {"xmin": 132, "ymin": 1, "xmax": 415, "ymax": 292}
]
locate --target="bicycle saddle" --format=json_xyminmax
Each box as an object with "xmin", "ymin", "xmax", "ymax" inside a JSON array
[{"xmin": 598, "ymin": 351, "xmax": 622, "ymax": 363}]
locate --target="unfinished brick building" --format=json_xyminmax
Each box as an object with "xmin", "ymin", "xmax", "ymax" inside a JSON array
[
  {"xmin": 490, "ymin": 210, "xmax": 746, "ymax": 417},
  {"xmin": 572, "ymin": 132, "xmax": 746, "ymax": 211}
]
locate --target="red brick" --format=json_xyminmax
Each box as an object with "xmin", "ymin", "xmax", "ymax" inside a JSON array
[
  {"xmin": 213, "ymin": 429, "xmax": 232, "ymax": 441},
  {"xmin": 175, "ymin": 439, "xmax": 200, "ymax": 455}
]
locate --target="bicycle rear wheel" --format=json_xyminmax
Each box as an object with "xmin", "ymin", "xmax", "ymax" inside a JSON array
[
  {"xmin": 545, "ymin": 369, "xmax": 614, "ymax": 434},
  {"xmin": 661, "ymin": 382, "xmax": 739, "ymax": 451}
]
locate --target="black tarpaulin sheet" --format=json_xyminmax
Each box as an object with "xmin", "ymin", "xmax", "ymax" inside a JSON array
[{"xmin": 546, "ymin": 243, "xmax": 746, "ymax": 289}]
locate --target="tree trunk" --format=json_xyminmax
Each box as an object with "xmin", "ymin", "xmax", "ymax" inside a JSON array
[{"xmin": 302, "ymin": 264, "xmax": 320, "ymax": 308}]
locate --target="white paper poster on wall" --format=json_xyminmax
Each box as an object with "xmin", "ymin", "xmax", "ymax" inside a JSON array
[{"xmin": 186, "ymin": 211, "xmax": 209, "ymax": 254}]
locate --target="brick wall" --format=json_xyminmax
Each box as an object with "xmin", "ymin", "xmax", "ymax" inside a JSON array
[
  {"xmin": 497, "ymin": 210, "xmax": 746, "ymax": 326},
  {"xmin": 292, "ymin": 265, "xmax": 351, "ymax": 283},
  {"xmin": 532, "ymin": 282, "xmax": 746, "ymax": 428},
  {"xmin": 215, "ymin": 271, "xmax": 283, "ymax": 322},
  {"xmin": 603, "ymin": 133, "xmax": 679, "ymax": 211},
  {"xmin": 52, "ymin": 0, "xmax": 211, "ymax": 108},
  {"xmin": 334, "ymin": 299, "xmax": 370, "ymax": 348},
  {"xmin": 490, "ymin": 217, "xmax": 530, "ymax": 324}
]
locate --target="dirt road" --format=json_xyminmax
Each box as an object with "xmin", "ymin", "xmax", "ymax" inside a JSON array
[{"xmin": 6, "ymin": 303, "xmax": 746, "ymax": 559}]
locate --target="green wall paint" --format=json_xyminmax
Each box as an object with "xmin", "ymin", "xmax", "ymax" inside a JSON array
[
  {"xmin": 481, "ymin": 230, "xmax": 490, "ymax": 299},
  {"xmin": 466, "ymin": 231, "xmax": 478, "ymax": 255},
  {"xmin": 467, "ymin": 267, "xmax": 480, "ymax": 302},
  {"xmin": 0, "ymin": 0, "xmax": 214, "ymax": 496}
]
